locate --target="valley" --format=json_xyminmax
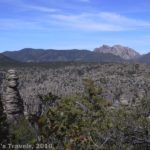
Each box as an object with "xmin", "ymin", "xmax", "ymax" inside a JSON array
[
  {"xmin": 0, "ymin": 47, "xmax": 150, "ymax": 149},
  {"xmin": 0, "ymin": 61, "xmax": 150, "ymax": 115}
]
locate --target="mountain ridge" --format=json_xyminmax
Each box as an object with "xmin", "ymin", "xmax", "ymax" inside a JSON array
[
  {"xmin": 0, "ymin": 54, "xmax": 17, "ymax": 63},
  {"xmin": 2, "ymin": 44, "xmax": 150, "ymax": 64},
  {"xmin": 2, "ymin": 48, "xmax": 123, "ymax": 62},
  {"xmin": 137, "ymin": 52, "xmax": 150, "ymax": 63}
]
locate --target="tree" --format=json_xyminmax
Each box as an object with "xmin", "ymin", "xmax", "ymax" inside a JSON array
[
  {"xmin": 35, "ymin": 79, "xmax": 113, "ymax": 149},
  {"xmin": 12, "ymin": 78, "xmax": 149, "ymax": 149},
  {"xmin": 0, "ymin": 95, "xmax": 9, "ymax": 146}
]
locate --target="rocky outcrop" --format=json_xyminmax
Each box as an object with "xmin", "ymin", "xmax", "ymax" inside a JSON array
[
  {"xmin": 4, "ymin": 69, "xmax": 24, "ymax": 122},
  {"xmin": 94, "ymin": 44, "xmax": 140, "ymax": 60}
]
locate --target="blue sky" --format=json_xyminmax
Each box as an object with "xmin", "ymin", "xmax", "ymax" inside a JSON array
[{"xmin": 0, "ymin": 0, "xmax": 150, "ymax": 54}]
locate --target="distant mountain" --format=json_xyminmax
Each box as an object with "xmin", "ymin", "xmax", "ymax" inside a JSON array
[
  {"xmin": 3, "ymin": 48, "xmax": 123, "ymax": 62},
  {"xmin": 137, "ymin": 52, "xmax": 150, "ymax": 63},
  {"xmin": 0, "ymin": 54, "xmax": 16, "ymax": 63},
  {"xmin": 94, "ymin": 44, "xmax": 140, "ymax": 60}
]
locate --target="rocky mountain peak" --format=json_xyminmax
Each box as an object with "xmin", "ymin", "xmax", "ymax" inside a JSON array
[
  {"xmin": 101, "ymin": 44, "xmax": 111, "ymax": 49},
  {"xmin": 94, "ymin": 44, "xmax": 140, "ymax": 60}
]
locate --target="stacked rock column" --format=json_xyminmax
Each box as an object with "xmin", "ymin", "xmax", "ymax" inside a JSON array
[{"xmin": 4, "ymin": 69, "xmax": 24, "ymax": 123}]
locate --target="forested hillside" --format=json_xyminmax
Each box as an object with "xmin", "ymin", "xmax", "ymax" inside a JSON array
[
  {"xmin": 0, "ymin": 75, "xmax": 149, "ymax": 149},
  {"xmin": 0, "ymin": 62, "xmax": 150, "ymax": 149},
  {"xmin": 3, "ymin": 48, "xmax": 123, "ymax": 62}
]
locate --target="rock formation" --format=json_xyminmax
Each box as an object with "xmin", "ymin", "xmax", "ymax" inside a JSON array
[
  {"xmin": 4, "ymin": 69, "xmax": 24, "ymax": 122},
  {"xmin": 94, "ymin": 44, "xmax": 140, "ymax": 60}
]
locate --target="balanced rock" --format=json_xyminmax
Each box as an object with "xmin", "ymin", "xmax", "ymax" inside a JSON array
[{"xmin": 4, "ymin": 69, "xmax": 24, "ymax": 122}]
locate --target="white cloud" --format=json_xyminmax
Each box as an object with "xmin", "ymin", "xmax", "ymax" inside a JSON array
[
  {"xmin": 0, "ymin": 0, "xmax": 59, "ymax": 13},
  {"xmin": 99, "ymin": 12, "xmax": 150, "ymax": 27},
  {"xmin": 1, "ymin": 11, "xmax": 150, "ymax": 32},
  {"xmin": 50, "ymin": 12, "xmax": 150, "ymax": 31}
]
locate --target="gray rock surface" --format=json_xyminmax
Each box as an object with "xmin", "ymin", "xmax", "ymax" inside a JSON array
[
  {"xmin": 94, "ymin": 44, "xmax": 140, "ymax": 59},
  {"xmin": 3, "ymin": 69, "xmax": 24, "ymax": 122}
]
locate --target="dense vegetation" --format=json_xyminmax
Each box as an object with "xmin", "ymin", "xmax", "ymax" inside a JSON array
[
  {"xmin": 0, "ymin": 79, "xmax": 148, "ymax": 149},
  {"xmin": 0, "ymin": 62, "xmax": 150, "ymax": 149},
  {"xmin": 8, "ymin": 62, "xmax": 150, "ymax": 115},
  {"xmin": 0, "ymin": 96, "xmax": 9, "ymax": 145}
]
